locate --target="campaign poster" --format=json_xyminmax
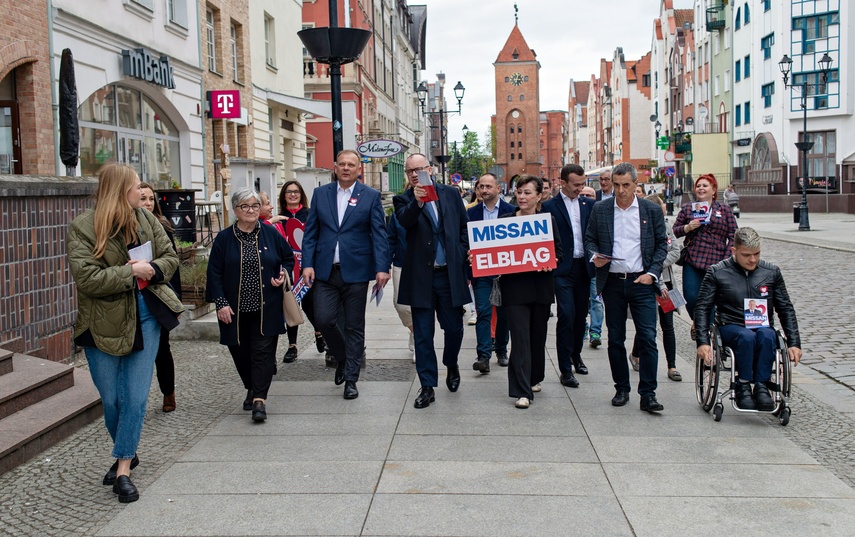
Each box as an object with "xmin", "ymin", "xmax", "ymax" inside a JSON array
[
  {"xmin": 468, "ymin": 213, "xmax": 557, "ymax": 277},
  {"xmin": 744, "ymin": 298, "xmax": 770, "ymax": 329},
  {"xmin": 691, "ymin": 201, "xmax": 711, "ymax": 223}
]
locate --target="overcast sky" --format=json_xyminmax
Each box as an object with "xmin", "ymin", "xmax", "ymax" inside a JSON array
[{"xmin": 421, "ymin": 0, "xmax": 692, "ymax": 148}]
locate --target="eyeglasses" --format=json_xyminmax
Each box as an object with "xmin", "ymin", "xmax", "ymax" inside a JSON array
[
  {"xmin": 236, "ymin": 204, "xmax": 261, "ymax": 212},
  {"xmin": 284, "ymin": 190, "xmax": 301, "ymax": 195},
  {"xmin": 405, "ymin": 165, "xmax": 431, "ymax": 175}
]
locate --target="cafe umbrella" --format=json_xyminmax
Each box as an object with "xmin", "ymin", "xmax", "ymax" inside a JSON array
[{"xmin": 58, "ymin": 48, "xmax": 79, "ymax": 176}]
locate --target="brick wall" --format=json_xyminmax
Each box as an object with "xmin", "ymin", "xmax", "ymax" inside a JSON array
[
  {"xmin": 0, "ymin": 175, "xmax": 97, "ymax": 362},
  {"xmin": 0, "ymin": 0, "xmax": 56, "ymax": 175}
]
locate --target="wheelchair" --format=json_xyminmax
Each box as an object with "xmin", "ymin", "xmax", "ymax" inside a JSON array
[{"xmin": 695, "ymin": 325, "xmax": 792, "ymax": 425}]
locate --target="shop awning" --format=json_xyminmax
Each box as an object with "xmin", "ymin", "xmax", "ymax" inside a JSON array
[{"xmin": 258, "ymin": 88, "xmax": 331, "ymax": 119}]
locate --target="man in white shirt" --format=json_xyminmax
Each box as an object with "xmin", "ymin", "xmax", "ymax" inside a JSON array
[
  {"xmin": 585, "ymin": 163, "xmax": 668, "ymax": 412},
  {"xmin": 595, "ymin": 169, "xmax": 614, "ymax": 201}
]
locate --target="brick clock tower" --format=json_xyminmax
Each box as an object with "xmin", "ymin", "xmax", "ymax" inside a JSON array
[{"xmin": 494, "ymin": 23, "xmax": 541, "ymax": 186}]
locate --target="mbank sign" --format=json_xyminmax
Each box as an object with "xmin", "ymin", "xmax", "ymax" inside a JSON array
[
  {"xmin": 357, "ymin": 139, "xmax": 404, "ymax": 158},
  {"xmin": 121, "ymin": 48, "xmax": 175, "ymax": 89}
]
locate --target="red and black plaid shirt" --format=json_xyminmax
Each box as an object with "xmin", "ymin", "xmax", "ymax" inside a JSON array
[{"xmin": 673, "ymin": 200, "xmax": 738, "ymax": 270}]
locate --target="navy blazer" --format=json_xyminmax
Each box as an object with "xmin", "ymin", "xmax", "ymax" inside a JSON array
[
  {"xmin": 541, "ymin": 193, "xmax": 595, "ymax": 278},
  {"xmin": 393, "ymin": 184, "xmax": 470, "ymax": 308},
  {"xmin": 301, "ymin": 180, "xmax": 390, "ymax": 283},
  {"xmin": 584, "ymin": 197, "xmax": 668, "ymax": 295},
  {"xmin": 466, "ymin": 199, "xmax": 516, "ymax": 223}
]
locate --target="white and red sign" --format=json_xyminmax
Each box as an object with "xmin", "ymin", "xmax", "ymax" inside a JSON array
[
  {"xmin": 468, "ymin": 213, "xmax": 557, "ymax": 277},
  {"xmin": 208, "ymin": 90, "xmax": 241, "ymax": 119}
]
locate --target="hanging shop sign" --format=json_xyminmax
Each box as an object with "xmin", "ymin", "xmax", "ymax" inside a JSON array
[
  {"xmin": 357, "ymin": 139, "xmax": 404, "ymax": 158},
  {"xmin": 208, "ymin": 90, "xmax": 241, "ymax": 119},
  {"xmin": 121, "ymin": 48, "xmax": 176, "ymax": 89}
]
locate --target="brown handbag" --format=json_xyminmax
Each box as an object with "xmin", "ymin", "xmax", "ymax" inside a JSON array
[{"xmin": 283, "ymin": 272, "xmax": 304, "ymax": 328}]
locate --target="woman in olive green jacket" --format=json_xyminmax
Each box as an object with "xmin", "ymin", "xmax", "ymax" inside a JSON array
[{"xmin": 67, "ymin": 164, "xmax": 182, "ymax": 503}]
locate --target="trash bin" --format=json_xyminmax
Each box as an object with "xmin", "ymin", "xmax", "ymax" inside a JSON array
[
  {"xmin": 666, "ymin": 199, "xmax": 674, "ymax": 216},
  {"xmin": 158, "ymin": 189, "xmax": 198, "ymax": 243},
  {"xmin": 793, "ymin": 204, "xmax": 800, "ymax": 224}
]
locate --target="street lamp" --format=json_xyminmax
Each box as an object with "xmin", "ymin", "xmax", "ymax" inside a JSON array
[
  {"xmin": 779, "ymin": 52, "xmax": 833, "ymax": 231},
  {"xmin": 416, "ymin": 79, "xmax": 465, "ymax": 184}
]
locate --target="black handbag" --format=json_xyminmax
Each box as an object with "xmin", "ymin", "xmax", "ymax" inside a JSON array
[{"xmin": 676, "ymin": 238, "xmax": 691, "ymax": 267}]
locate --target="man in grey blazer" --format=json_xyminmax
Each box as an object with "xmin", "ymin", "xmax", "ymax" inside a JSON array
[{"xmin": 584, "ymin": 163, "xmax": 668, "ymax": 412}]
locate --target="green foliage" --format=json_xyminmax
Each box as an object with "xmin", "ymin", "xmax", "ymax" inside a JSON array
[{"xmin": 179, "ymin": 258, "xmax": 208, "ymax": 294}]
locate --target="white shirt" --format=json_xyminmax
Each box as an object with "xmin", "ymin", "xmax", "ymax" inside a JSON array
[
  {"xmin": 333, "ymin": 184, "xmax": 353, "ymax": 264},
  {"xmin": 481, "ymin": 201, "xmax": 500, "ymax": 221},
  {"xmin": 600, "ymin": 191, "xmax": 614, "ymax": 200},
  {"xmin": 610, "ymin": 196, "xmax": 644, "ymax": 274},
  {"xmin": 560, "ymin": 191, "xmax": 584, "ymax": 258}
]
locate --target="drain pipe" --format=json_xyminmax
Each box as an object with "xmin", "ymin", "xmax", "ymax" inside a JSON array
[{"xmin": 46, "ymin": 0, "xmax": 61, "ymax": 176}]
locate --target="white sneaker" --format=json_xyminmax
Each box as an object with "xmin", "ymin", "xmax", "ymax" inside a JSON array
[
  {"xmin": 532, "ymin": 383, "xmax": 541, "ymax": 393},
  {"xmin": 467, "ymin": 312, "xmax": 477, "ymax": 326},
  {"xmin": 408, "ymin": 331, "xmax": 415, "ymax": 352},
  {"xmin": 515, "ymin": 397, "xmax": 530, "ymax": 409}
]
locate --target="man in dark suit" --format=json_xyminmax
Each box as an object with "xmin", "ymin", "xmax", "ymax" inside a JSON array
[
  {"xmin": 467, "ymin": 173, "xmax": 515, "ymax": 373},
  {"xmin": 585, "ymin": 162, "xmax": 668, "ymax": 412},
  {"xmin": 302, "ymin": 149, "xmax": 391, "ymax": 400},
  {"xmin": 595, "ymin": 169, "xmax": 614, "ymax": 201},
  {"xmin": 542, "ymin": 164, "xmax": 595, "ymax": 387},
  {"xmin": 395, "ymin": 153, "xmax": 470, "ymax": 409}
]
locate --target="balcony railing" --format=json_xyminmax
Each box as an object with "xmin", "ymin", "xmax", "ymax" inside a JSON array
[{"xmin": 706, "ymin": 3, "xmax": 726, "ymax": 31}]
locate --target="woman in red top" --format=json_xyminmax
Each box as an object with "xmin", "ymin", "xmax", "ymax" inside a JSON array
[{"xmin": 672, "ymin": 174, "xmax": 738, "ymax": 331}]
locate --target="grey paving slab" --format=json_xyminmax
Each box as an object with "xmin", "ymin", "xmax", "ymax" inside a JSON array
[
  {"xmin": 396, "ymin": 411, "xmax": 585, "ymax": 437},
  {"xmin": 377, "ymin": 461, "xmax": 612, "ymax": 496},
  {"xmin": 208, "ymin": 413, "xmax": 401, "ymax": 436},
  {"xmin": 387, "ymin": 434, "xmax": 597, "ymax": 463},
  {"xmin": 255, "ymin": 394, "xmax": 409, "ymax": 415},
  {"xmin": 399, "ymin": 388, "xmax": 580, "ymax": 415},
  {"xmin": 621, "ymin": 497, "xmax": 855, "ymax": 537},
  {"xmin": 604, "ymin": 462, "xmax": 855, "ymax": 498},
  {"xmin": 268, "ymin": 380, "xmax": 413, "ymax": 397},
  {"xmin": 581, "ymin": 412, "xmax": 782, "ymax": 438},
  {"xmin": 144, "ymin": 461, "xmax": 383, "ymax": 495},
  {"xmin": 590, "ymin": 435, "xmax": 818, "ymax": 464},
  {"xmin": 96, "ymin": 493, "xmax": 372, "ymax": 536},
  {"xmin": 181, "ymin": 435, "xmax": 394, "ymax": 462},
  {"xmin": 362, "ymin": 494, "xmax": 632, "ymax": 537}
]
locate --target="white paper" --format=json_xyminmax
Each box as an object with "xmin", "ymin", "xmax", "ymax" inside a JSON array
[
  {"xmin": 370, "ymin": 283, "xmax": 384, "ymax": 306},
  {"xmin": 128, "ymin": 241, "xmax": 153, "ymax": 262}
]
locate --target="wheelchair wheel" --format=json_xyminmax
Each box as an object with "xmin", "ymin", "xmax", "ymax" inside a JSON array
[
  {"xmin": 779, "ymin": 407, "xmax": 791, "ymax": 426},
  {"xmin": 695, "ymin": 353, "xmax": 718, "ymax": 412},
  {"xmin": 713, "ymin": 403, "xmax": 723, "ymax": 421}
]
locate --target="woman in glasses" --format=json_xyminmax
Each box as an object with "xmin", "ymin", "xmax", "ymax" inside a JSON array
[{"xmin": 206, "ymin": 187, "xmax": 294, "ymax": 422}]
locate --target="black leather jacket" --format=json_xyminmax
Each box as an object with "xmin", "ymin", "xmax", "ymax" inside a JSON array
[{"xmin": 695, "ymin": 257, "xmax": 800, "ymax": 348}]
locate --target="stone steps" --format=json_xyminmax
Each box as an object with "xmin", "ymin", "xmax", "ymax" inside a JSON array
[{"xmin": 0, "ymin": 349, "xmax": 102, "ymax": 474}]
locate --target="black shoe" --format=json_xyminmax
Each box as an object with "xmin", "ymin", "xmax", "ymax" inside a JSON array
[
  {"xmin": 243, "ymin": 389, "xmax": 253, "ymax": 411},
  {"xmin": 735, "ymin": 382, "xmax": 756, "ymax": 410},
  {"xmin": 640, "ymin": 395, "xmax": 664, "ymax": 413},
  {"xmin": 315, "ymin": 333, "xmax": 326, "ymax": 353},
  {"xmin": 343, "ymin": 381, "xmax": 359, "ymax": 399},
  {"xmin": 112, "ymin": 475, "xmax": 140, "ymax": 503},
  {"xmin": 283, "ymin": 345, "xmax": 298, "ymax": 363},
  {"xmin": 574, "ymin": 359, "xmax": 589, "ymax": 375},
  {"xmin": 496, "ymin": 352, "xmax": 509, "ymax": 367},
  {"xmin": 472, "ymin": 358, "xmax": 490, "ymax": 374},
  {"xmin": 753, "ymin": 383, "xmax": 774, "ymax": 411},
  {"xmin": 334, "ymin": 361, "xmax": 346, "ymax": 385},
  {"xmin": 251, "ymin": 400, "xmax": 267, "ymax": 422},
  {"xmin": 103, "ymin": 455, "xmax": 140, "ymax": 486},
  {"xmin": 414, "ymin": 387, "xmax": 435, "ymax": 408},
  {"xmin": 560, "ymin": 372, "xmax": 579, "ymax": 388},
  {"xmin": 446, "ymin": 366, "xmax": 461, "ymax": 392},
  {"xmin": 611, "ymin": 389, "xmax": 630, "ymax": 406}
]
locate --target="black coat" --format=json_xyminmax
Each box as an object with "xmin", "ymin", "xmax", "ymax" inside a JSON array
[
  {"xmin": 393, "ymin": 184, "xmax": 470, "ymax": 308},
  {"xmin": 498, "ymin": 210, "xmax": 563, "ymax": 306}
]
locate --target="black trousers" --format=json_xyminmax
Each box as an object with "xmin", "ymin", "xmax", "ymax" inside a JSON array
[
  {"xmin": 227, "ymin": 311, "xmax": 279, "ymax": 400},
  {"xmin": 312, "ymin": 267, "xmax": 368, "ymax": 383},
  {"xmin": 287, "ymin": 288, "xmax": 318, "ymax": 345},
  {"xmin": 154, "ymin": 329, "xmax": 175, "ymax": 395},
  {"xmin": 505, "ymin": 303, "xmax": 550, "ymax": 400}
]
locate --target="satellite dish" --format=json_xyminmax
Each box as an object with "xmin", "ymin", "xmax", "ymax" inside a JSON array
[{"xmin": 650, "ymin": 114, "xmax": 658, "ymax": 122}]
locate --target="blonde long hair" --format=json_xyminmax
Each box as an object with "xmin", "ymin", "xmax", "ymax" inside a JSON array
[{"xmin": 93, "ymin": 164, "xmax": 140, "ymax": 258}]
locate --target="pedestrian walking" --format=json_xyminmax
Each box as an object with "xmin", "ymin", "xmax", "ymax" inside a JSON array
[{"xmin": 67, "ymin": 163, "xmax": 183, "ymax": 503}]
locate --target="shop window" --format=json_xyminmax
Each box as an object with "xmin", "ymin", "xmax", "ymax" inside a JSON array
[{"xmin": 116, "ymin": 86, "xmax": 142, "ymax": 130}]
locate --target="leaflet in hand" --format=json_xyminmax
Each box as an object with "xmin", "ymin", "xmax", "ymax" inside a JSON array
[
  {"xmin": 128, "ymin": 241, "xmax": 153, "ymax": 290},
  {"xmin": 416, "ymin": 169, "xmax": 439, "ymax": 203},
  {"xmin": 744, "ymin": 298, "xmax": 770, "ymax": 329},
  {"xmin": 691, "ymin": 201, "xmax": 711, "ymax": 224},
  {"xmin": 370, "ymin": 282, "xmax": 384, "ymax": 306},
  {"xmin": 593, "ymin": 253, "xmax": 625, "ymax": 261},
  {"xmin": 656, "ymin": 287, "xmax": 687, "ymax": 313}
]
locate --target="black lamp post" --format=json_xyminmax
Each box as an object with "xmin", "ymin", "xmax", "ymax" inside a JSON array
[
  {"xmin": 417, "ymin": 79, "xmax": 465, "ymax": 184},
  {"xmin": 779, "ymin": 52, "xmax": 833, "ymax": 231},
  {"xmin": 298, "ymin": 2, "xmax": 371, "ymax": 162}
]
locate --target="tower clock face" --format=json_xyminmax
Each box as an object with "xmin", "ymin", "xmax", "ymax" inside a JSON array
[{"xmin": 510, "ymin": 72, "xmax": 523, "ymax": 86}]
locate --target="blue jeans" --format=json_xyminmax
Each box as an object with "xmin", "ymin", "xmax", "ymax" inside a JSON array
[
  {"xmin": 719, "ymin": 325, "xmax": 777, "ymax": 383},
  {"xmin": 472, "ymin": 276, "xmax": 508, "ymax": 359},
  {"xmin": 85, "ymin": 293, "xmax": 161, "ymax": 459},
  {"xmin": 587, "ymin": 278, "xmax": 604, "ymax": 338},
  {"xmin": 602, "ymin": 276, "xmax": 659, "ymax": 397},
  {"xmin": 412, "ymin": 269, "xmax": 464, "ymax": 388},
  {"xmin": 682, "ymin": 264, "xmax": 708, "ymax": 320}
]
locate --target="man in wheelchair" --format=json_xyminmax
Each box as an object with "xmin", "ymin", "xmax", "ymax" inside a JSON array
[{"xmin": 695, "ymin": 227, "xmax": 802, "ymax": 411}]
